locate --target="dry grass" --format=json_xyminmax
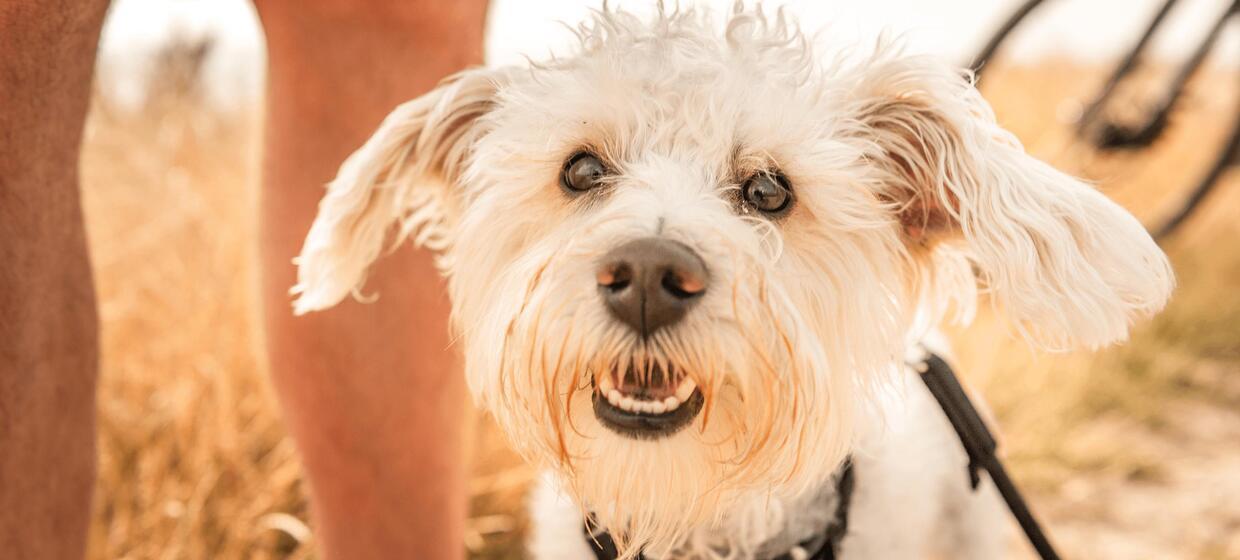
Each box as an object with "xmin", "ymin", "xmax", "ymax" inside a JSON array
[{"xmin": 81, "ymin": 53, "xmax": 1238, "ymax": 559}]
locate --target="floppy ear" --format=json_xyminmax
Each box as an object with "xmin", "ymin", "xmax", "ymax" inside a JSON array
[
  {"xmin": 292, "ymin": 67, "xmax": 503, "ymax": 315},
  {"xmin": 849, "ymin": 53, "xmax": 1173, "ymax": 349}
]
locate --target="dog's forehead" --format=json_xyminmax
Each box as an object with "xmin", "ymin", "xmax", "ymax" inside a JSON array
[{"xmin": 489, "ymin": 15, "xmax": 843, "ymax": 172}]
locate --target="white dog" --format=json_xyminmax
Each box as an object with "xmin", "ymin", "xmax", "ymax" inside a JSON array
[{"xmin": 291, "ymin": 4, "xmax": 1174, "ymax": 559}]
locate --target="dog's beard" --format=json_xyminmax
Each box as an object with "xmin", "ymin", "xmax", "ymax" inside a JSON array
[{"xmin": 460, "ymin": 239, "xmax": 893, "ymax": 556}]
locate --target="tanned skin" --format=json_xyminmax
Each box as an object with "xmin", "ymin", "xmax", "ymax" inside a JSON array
[{"xmin": 0, "ymin": 1, "xmax": 486, "ymax": 558}]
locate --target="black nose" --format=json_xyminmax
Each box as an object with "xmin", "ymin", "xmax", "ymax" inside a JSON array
[{"xmin": 596, "ymin": 238, "xmax": 708, "ymax": 337}]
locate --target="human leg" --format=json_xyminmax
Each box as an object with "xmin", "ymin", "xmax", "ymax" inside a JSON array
[
  {"xmin": 0, "ymin": 1, "xmax": 110, "ymax": 557},
  {"xmin": 252, "ymin": 2, "xmax": 488, "ymax": 558}
]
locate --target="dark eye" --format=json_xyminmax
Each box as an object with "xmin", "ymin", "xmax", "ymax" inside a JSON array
[
  {"xmin": 561, "ymin": 152, "xmax": 608, "ymax": 193},
  {"xmin": 741, "ymin": 172, "xmax": 793, "ymax": 215}
]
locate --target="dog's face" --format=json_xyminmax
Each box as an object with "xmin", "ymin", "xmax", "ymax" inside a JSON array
[{"xmin": 293, "ymin": 7, "xmax": 1172, "ymax": 554}]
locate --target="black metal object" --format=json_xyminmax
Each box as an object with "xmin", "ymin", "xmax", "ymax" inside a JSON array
[
  {"xmin": 970, "ymin": 0, "xmax": 1239, "ymax": 240},
  {"xmin": 1152, "ymin": 108, "xmax": 1240, "ymax": 239},
  {"xmin": 916, "ymin": 353, "xmax": 1062, "ymax": 560},
  {"xmin": 969, "ymin": 0, "xmax": 1051, "ymax": 78},
  {"xmin": 1075, "ymin": 0, "xmax": 1181, "ymax": 139},
  {"xmin": 1093, "ymin": 0, "xmax": 1239, "ymax": 150}
]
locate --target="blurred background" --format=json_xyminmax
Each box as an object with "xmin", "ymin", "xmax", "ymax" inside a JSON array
[{"xmin": 83, "ymin": 0, "xmax": 1238, "ymax": 558}]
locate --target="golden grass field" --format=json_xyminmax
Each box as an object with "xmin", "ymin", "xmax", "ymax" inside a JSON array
[{"xmin": 80, "ymin": 50, "xmax": 1239, "ymax": 559}]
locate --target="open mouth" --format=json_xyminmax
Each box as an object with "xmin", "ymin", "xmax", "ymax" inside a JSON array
[{"xmin": 591, "ymin": 363, "xmax": 704, "ymax": 440}]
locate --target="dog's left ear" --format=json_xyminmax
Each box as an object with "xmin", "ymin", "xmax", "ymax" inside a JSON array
[
  {"xmin": 848, "ymin": 53, "xmax": 1174, "ymax": 349},
  {"xmin": 292, "ymin": 67, "xmax": 505, "ymax": 315}
]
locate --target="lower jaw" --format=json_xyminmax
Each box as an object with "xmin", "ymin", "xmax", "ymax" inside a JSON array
[{"xmin": 591, "ymin": 389, "xmax": 704, "ymax": 440}]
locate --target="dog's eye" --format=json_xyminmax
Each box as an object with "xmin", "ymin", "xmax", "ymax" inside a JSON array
[
  {"xmin": 561, "ymin": 152, "xmax": 608, "ymax": 193},
  {"xmin": 741, "ymin": 172, "xmax": 793, "ymax": 215}
]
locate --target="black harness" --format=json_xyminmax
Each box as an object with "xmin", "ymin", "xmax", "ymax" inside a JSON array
[
  {"xmin": 585, "ymin": 459, "xmax": 854, "ymax": 560},
  {"xmin": 583, "ymin": 351, "xmax": 1062, "ymax": 560}
]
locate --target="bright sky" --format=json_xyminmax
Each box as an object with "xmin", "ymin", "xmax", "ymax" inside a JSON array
[{"xmin": 96, "ymin": 0, "xmax": 1238, "ymax": 110}]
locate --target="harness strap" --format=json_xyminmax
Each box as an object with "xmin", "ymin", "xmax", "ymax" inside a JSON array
[
  {"xmin": 914, "ymin": 352, "xmax": 1063, "ymax": 560},
  {"xmin": 584, "ymin": 459, "xmax": 855, "ymax": 560}
]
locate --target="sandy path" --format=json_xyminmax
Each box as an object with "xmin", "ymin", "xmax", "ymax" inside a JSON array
[{"xmin": 1012, "ymin": 398, "xmax": 1240, "ymax": 560}]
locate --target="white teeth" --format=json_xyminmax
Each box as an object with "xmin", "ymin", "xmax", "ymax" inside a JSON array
[
  {"xmin": 606, "ymin": 392, "xmax": 679, "ymax": 415},
  {"xmin": 675, "ymin": 378, "xmax": 697, "ymax": 401},
  {"xmin": 599, "ymin": 375, "xmax": 698, "ymax": 415}
]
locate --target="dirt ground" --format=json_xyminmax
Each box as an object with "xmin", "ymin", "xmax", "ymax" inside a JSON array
[{"xmin": 1026, "ymin": 398, "xmax": 1240, "ymax": 559}]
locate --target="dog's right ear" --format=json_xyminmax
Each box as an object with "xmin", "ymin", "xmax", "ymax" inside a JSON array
[
  {"xmin": 844, "ymin": 51, "xmax": 1173, "ymax": 350},
  {"xmin": 292, "ymin": 67, "xmax": 503, "ymax": 315}
]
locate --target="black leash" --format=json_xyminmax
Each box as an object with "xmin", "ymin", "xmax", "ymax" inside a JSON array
[
  {"xmin": 583, "ymin": 351, "xmax": 1062, "ymax": 560},
  {"xmin": 584, "ymin": 459, "xmax": 855, "ymax": 560},
  {"xmin": 914, "ymin": 351, "xmax": 1062, "ymax": 560}
]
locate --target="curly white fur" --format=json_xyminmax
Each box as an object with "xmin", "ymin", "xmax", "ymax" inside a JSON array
[{"xmin": 292, "ymin": 3, "xmax": 1172, "ymax": 558}]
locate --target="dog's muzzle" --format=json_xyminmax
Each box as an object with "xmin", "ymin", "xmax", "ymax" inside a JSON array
[{"xmin": 591, "ymin": 238, "xmax": 708, "ymax": 439}]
